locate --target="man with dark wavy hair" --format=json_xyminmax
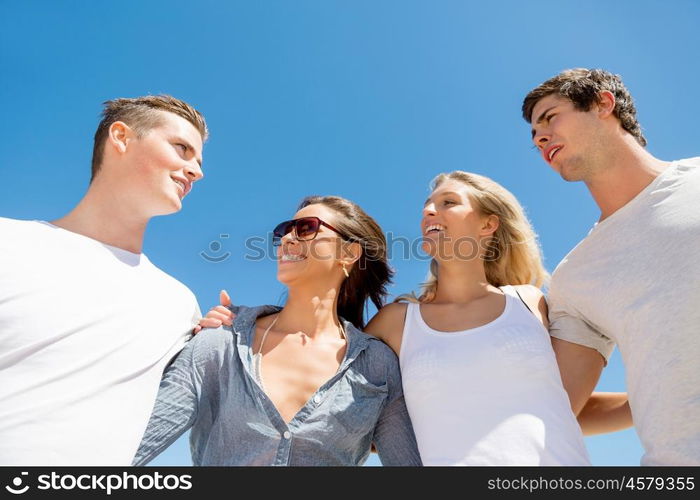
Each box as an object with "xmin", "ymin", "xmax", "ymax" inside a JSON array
[
  {"xmin": 0, "ymin": 95, "xmax": 208, "ymax": 465},
  {"xmin": 523, "ymin": 69, "xmax": 700, "ymax": 465}
]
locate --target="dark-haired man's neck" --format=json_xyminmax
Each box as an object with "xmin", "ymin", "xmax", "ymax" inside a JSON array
[
  {"xmin": 51, "ymin": 184, "xmax": 149, "ymax": 254},
  {"xmin": 586, "ymin": 134, "xmax": 670, "ymax": 222}
]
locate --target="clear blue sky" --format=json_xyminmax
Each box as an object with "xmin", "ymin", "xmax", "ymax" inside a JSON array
[{"xmin": 2, "ymin": 0, "xmax": 698, "ymax": 466}]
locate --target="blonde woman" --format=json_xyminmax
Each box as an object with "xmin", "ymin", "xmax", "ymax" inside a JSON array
[{"xmin": 364, "ymin": 171, "xmax": 630, "ymax": 465}]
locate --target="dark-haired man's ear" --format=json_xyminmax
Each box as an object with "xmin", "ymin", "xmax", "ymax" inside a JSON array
[
  {"xmin": 596, "ymin": 91, "xmax": 616, "ymax": 118},
  {"xmin": 107, "ymin": 121, "xmax": 133, "ymax": 155}
]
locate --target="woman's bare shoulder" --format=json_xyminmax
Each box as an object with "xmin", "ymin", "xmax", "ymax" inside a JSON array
[{"xmin": 365, "ymin": 302, "xmax": 409, "ymax": 340}]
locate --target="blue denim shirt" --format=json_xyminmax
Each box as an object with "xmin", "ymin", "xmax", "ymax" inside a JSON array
[{"xmin": 133, "ymin": 304, "xmax": 421, "ymax": 466}]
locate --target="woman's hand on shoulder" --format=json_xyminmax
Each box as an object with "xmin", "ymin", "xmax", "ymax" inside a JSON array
[
  {"xmin": 193, "ymin": 290, "xmax": 236, "ymax": 334},
  {"xmin": 364, "ymin": 302, "xmax": 409, "ymax": 356}
]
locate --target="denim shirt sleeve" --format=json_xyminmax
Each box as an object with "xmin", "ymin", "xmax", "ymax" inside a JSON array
[
  {"xmin": 371, "ymin": 343, "xmax": 423, "ymax": 466},
  {"xmin": 132, "ymin": 330, "xmax": 215, "ymax": 466}
]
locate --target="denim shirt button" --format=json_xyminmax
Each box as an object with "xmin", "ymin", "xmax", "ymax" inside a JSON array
[
  {"xmin": 312, "ymin": 394, "xmax": 321, "ymax": 404},
  {"xmin": 283, "ymin": 431, "xmax": 291, "ymax": 439}
]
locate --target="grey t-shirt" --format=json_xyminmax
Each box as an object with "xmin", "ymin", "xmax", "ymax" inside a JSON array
[{"xmin": 547, "ymin": 157, "xmax": 700, "ymax": 465}]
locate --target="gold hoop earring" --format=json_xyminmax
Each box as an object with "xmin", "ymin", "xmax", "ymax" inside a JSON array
[{"xmin": 342, "ymin": 263, "xmax": 350, "ymax": 278}]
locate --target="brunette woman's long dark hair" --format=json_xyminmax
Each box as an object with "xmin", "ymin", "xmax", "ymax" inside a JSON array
[{"xmin": 297, "ymin": 196, "xmax": 393, "ymax": 329}]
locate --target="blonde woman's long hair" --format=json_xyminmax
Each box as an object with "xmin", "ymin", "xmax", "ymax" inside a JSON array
[{"xmin": 397, "ymin": 171, "xmax": 549, "ymax": 304}]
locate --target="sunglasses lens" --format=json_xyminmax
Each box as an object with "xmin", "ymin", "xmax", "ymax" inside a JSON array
[
  {"xmin": 272, "ymin": 217, "xmax": 324, "ymax": 245},
  {"xmin": 272, "ymin": 220, "xmax": 294, "ymax": 245},
  {"xmin": 295, "ymin": 218, "xmax": 320, "ymax": 240}
]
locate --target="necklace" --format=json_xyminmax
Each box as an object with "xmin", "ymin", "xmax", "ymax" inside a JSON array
[{"xmin": 252, "ymin": 315, "xmax": 347, "ymax": 391}]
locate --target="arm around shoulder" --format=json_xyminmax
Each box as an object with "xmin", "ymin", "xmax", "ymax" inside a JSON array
[
  {"xmin": 364, "ymin": 301, "xmax": 408, "ymax": 356},
  {"xmin": 545, "ymin": 284, "xmax": 613, "ymax": 416},
  {"xmin": 551, "ymin": 337, "xmax": 605, "ymax": 416},
  {"xmin": 577, "ymin": 392, "xmax": 632, "ymax": 436}
]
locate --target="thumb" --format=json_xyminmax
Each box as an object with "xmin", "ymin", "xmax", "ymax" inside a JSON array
[{"xmin": 220, "ymin": 289, "xmax": 232, "ymax": 307}]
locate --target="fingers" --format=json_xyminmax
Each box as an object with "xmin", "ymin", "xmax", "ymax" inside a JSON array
[
  {"xmin": 199, "ymin": 317, "xmax": 223, "ymax": 329},
  {"xmin": 212, "ymin": 305, "xmax": 231, "ymax": 315},
  {"xmin": 193, "ymin": 325, "xmax": 202, "ymax": 335},
  {"xmin": 211, "ymin": 305, "xmax": 233, "ymax": 325},
  {"xmin": 203, "ymin": 308, "xmax": 232, "ymax": 325},
  {"xmin": 197, "ymin": 290, "xmax": 234, "ymax": 333},
  {"xmin": 207, "ymin": 311, "xmax": 230, "ymax": 322},
  {"xmin": 220, "ymin": 289, "xmax": 232, "ymax": 307}
]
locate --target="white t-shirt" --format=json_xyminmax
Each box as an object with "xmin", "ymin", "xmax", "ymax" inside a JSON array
[
  {"xmin": 0, "ymin": 218, "xmax": 201, "ymax": 465},
  {"xmin": 400, "ymin": 286, "xmax": 590, "ymax": 465},
  {"xmin": 548, "ymin": 157, "xmax": 700, "ymax": 465}
]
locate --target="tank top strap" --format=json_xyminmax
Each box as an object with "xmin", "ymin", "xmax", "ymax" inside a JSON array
[
  {"xmin": 500, "ymin": 285, "xmax": 538, "ymax": 320},
  {"xmin": 403, "ymin": 301, "xmax": 429, "ymax": 333},
  {"xmin": 499, "ymin": 284, "xmax": 520, "ymax": 306},
  {"xmin": 404, "ymin": 301, "xmax": 418, "ymax": 322},
  {"xmin": 399, "ymin": 302, "xmax": 426, "ymax": 366}
]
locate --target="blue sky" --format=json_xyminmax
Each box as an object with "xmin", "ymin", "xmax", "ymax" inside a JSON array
[{"xmin": 2, "ymin": 0, "xmax": 698, "ymax": 466}]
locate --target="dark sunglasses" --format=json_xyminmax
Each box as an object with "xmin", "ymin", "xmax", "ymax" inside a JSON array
[{"xmin": 272, "ymin": 216, "xmax": 348, "ymax": 246}]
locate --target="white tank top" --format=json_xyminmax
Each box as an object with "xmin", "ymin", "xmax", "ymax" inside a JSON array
[{"xmin": 399, "ymin": 285, "xmax": 590, "ymax": 465}]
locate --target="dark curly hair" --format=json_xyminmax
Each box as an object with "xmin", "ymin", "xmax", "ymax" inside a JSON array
[{"xmin": 522, "ymin": 68, "xmax": 646, "ymax": 147}]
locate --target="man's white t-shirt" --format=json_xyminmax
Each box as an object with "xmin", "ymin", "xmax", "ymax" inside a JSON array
[
  {"xmin": 0, "ymin": 218, "xmax": 201, "ymax": 465},
  {"xmin": 547, "ymin": 157, "xmax": 700, "ymax": 465}
]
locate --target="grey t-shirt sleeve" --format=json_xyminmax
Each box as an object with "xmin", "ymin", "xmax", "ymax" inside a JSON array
[{"xmin": 547, "ymin": 287, "xmax": 615, "ymax": 363}]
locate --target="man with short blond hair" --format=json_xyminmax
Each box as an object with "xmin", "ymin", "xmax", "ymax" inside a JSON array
[{"xmin": 0, "ymin": 95, "xmax": 208, "ymax": 465}]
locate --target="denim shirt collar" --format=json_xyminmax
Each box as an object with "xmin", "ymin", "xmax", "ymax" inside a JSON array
[{"xmin": 229, "ymin": 304, "xmax": 372, "ymax": 377}]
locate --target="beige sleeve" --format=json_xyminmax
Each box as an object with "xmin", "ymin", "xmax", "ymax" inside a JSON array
[{"xmin": 547, "ymin": 289, "xmax": 615, "ymax": 363}]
